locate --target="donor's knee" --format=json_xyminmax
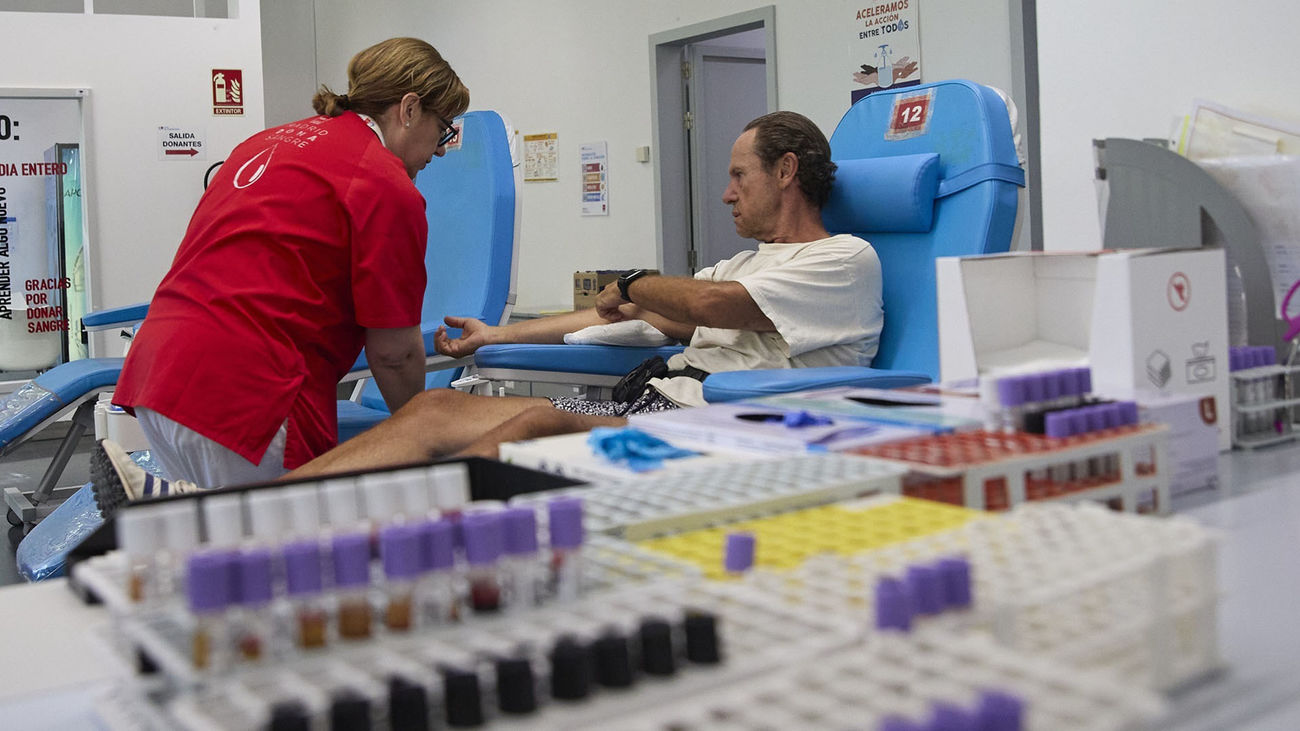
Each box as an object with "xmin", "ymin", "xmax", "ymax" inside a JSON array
[{"xmin": 393, "ymin": 388, "xmax": 472, "ymax": 419}]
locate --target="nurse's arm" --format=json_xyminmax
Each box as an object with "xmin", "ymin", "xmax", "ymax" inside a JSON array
[{"xmin": 366, "ymin": 325, "xmax": 426, "ymax": 412}]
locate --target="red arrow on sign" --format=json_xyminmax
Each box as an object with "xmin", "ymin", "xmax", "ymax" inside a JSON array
[{"xmin": 165, "ymin": 148, "xmax": 199, "ymax": 157}]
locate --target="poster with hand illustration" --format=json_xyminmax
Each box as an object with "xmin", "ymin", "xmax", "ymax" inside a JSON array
[{"xmin": 849, "ymin": 1, "xmax": 921, "ymax": 104}]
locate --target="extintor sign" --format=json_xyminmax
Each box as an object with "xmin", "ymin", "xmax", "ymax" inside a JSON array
[{"xmin": 212, "ymin": 69, "xmax": 244, "ymax": 116}]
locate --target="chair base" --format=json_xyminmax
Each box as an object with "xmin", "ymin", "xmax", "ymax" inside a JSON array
[{"xmin": 5, "ymin": 485, "xmax": 83, "ymax": 532}]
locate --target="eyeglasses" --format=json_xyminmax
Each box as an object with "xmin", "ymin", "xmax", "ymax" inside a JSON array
[{"xmin": 438, "ymin": 115, "xmax": 459, "ymax": 147}]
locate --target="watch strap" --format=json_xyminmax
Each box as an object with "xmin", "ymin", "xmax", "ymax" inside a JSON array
[{"xmin": 618, "ymin": 269, "xmax": 649, "ymax": 302}]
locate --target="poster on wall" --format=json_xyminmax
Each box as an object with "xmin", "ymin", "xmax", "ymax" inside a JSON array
[
  {"xmin": 849, "ymin": 1, "xmax": 922, "ymax": 105},
  {"xmin": 524, "ymin": 133, "xmax": 558, "ymax": 182},
  {"xmin": 579, "ymin": 141, "xmax": 608, "ymax": 216},
  {"xmin": 0, "ymin": 90, "xmax": 89, "ymax": 375}
]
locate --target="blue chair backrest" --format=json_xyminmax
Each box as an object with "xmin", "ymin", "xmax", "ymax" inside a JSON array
[
  {"xmin": 822, "ymin": 80, "xmax": 1022, "ymax": 380},
  {"xmin": 356, "ymin": 110, "xmax": 518, "ymax": 410}
]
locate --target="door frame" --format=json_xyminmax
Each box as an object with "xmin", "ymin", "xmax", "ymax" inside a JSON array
[{"xmin": 649, "ymin": 6, "xmax": 777, "ymax": 276}]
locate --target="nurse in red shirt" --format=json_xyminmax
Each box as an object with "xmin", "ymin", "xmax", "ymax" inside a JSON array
[{"xmin": 113, "ymin": 37, "xmax": 468, "ymax": 487}]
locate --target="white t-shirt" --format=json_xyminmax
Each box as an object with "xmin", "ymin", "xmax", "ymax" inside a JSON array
[{"xmin": 650, "ymin": 233, "xmax": 883, "ymax": 406}]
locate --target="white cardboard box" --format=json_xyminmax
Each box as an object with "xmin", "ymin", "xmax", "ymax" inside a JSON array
[
  {"xmin": 937, "ymin": 248, "xmax": 1231, "ymax": 450},
  {"xmin": 1134, "ymin": 390, "xmax": 1221, "ymax": 498}
]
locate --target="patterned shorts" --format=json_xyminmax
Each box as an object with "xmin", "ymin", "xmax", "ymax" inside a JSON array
[{"xmin": 549, "ymin": 389, "xmax": 680, "ymax": 417}]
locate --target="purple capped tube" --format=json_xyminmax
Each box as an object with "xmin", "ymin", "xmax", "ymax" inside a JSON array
[
  {"xmin": 462, "ymin": 511, "xmax": 505, "ymax": 613},
  {"xmin": 332, "ymin": 532, "xmax": 373, "ymax": 640},
  {"xmin": 415, "ymin": 518, "xmax": 460, "ymax": 624},
  {"xmin": 548, "ymin": 497, "xmax": 585, "ymax": 602},
  {"xmin": 380, "ymin": 523, "xmax": 421, "ymax": 632},
  {"xmin": 186, "ymin": 549, "xmax": 236, "ymax": 672},
  {"xmin": 501, "ymin": 507, "xmax": 542, "ymax": 610},
  {"xmin": 282, "ymin": 539, "xmax": 328, "ymax": 650}
]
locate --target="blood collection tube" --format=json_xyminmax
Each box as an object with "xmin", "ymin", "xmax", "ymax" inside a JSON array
[
  {"xmin": 360, "ymin": 471, "xmax": 401, "ymax": 529},
  {"xmin": 547, "ymin": 497, "xmax": 585, "ymax": 602},
  {"xmin": 1042, "ymin": 370, "xmax": 1064, "ymax": 411},
  {"xmin": 1060, "ymin": 368, "xmax": 1086, "ymax": 409},
  {"xmin": 724, "ymin": 532, "xmax": 756, "ymax": 579},
  {"xmin": 247, "ymin": 489, "xmax": 290, "ymax": 538},
  {"xmin": 501, "ymin": 507, "xmax": 542, "ymax": 610},
  {"xmin": 1079, "ymin": 405, "xmax": 1105, "ymax": 482},
  {"xmin": 332, "ymin": 531, "xmax": 374, "ymax": 640},
  {"xmin": 232, "ymin": 547, "xmax": 275, "ymax": 662},
  {"xmin": 159, "ymin": 501, "xmax": 201, "ymax": 604},
  {"xmin": 905, "ymin": 563, "xmax": 943, "ymax": 619},
  {"xmin": 928, "ymin": 702, "xmax": 975, "ymax": 731},
  {"xmin": 461, "ymin": 511, "xmax": 505, "ymax": 613},
  {"xmin": 937, "ymin": 557, "xmax": 973, "ymax": 631},
  {"xmin": 202, "ymin": 492, "xmax": 246, "ymax": 552},
  {"xmin": 185, "ymin": 549, "xmax": 236, "ymax": 672},
  {"xmin": 495, "ymin": 656, "xmax": 538, "ymax": 715},
  {"xmin": 117, "ymin": 505, "xmax": 164, "ymax": 605},
  {"xmin": 1262, "ymin": 346, "xmax": 1283, "ymax": 433},
  {"xmin": 379, "ymin": 522, "xmax": 420, "ymax": 632},
  {"xmin": 975, "ymin": 689, "xmax": 1024, "ymax": 731},
  {"xmin": 320, "ymin": 477, "xmax": 364, "ymax": 533},
  {"xmin": 1022, "ymin": 374, "xmax": 1048, "ymax": 428},
  {"xmin": 875, "ymin": 575, "xmax": 913, "ymax": 632},
  {"xmin": 282, "ymin": 539, "xmax": 328, "ymax": 650},
  {"xmin": 1099, "ymin": 403, "xmax": 1123, "ymax": 480},
  {"xmin": 429, "ymin": 463, "xmax": 471, "ymax": 519},
  {"xmin": 1043, "ymin": 409, "xmax": 1072, "ymax": 489},
  {"xmin": 995, "ymin": 376, "xmax": 1027, "ymax": 434},
  {"xmin": 395, "ymin": 468, "xmax": 433, "ymax": 519},
  {"xmin": 283, "ymin": 485, "xmax": 322, "ymax": 540},
  {"xmin": 1056, "ymin": 409, "xmax": 1085, "ymax": 487},
  {"xmin": 416, "ymin": 517, "xmax": 460, "ymax": 624},
  {"xmin": 1230, "ymin": 348, "xmax": 1247, "ymax": 440}
]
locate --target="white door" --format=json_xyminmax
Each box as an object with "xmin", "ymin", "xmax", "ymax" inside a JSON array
[{"xmin": 685, "ymin": 44, "xmax": 767, "ymax": 272}]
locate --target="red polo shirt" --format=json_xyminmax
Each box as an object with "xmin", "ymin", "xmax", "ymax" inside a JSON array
[{"xmin": 115, "ymin": 112, "xmax": 427, "ymax": 469}]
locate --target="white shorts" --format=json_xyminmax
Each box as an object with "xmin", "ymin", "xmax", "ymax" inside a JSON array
[{"xmin": 134, "ymin": 407, "xmax": 290, "ymax": 488}]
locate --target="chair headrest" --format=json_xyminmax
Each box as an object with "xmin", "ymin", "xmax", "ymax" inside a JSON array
[{"xmin": 822, "ymin": 152, "xmax": 939, "ymax": 234}]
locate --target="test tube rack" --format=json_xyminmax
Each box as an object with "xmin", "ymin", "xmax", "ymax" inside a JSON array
[
  {"xmin": 612, "ymin": 630, "xmax": 1165, "ymax": 731},
  {"xmin": 509, "ymin": 453, "xmax": 907, "ymax": 541},
  {"xmin": 71, "ymin": 530, "xmax": 703, "ymax": 674},
  {"xmin": 1230, "ymin": 361, "xmax": 1300, "ymax": 449},
  {"xmin": 636, "ymin": 495, "xmax": 981, "ymax": 580},
  {"xmin": 88, "ymin": 576, "xmax": 860, "ymax": 731},
  {"xmin": 729, "ymin": 500, "xmax": 1220, "ymax": 693},
  {"xmin": 849, "ymin": 424, "xmax": 1171, "ymax": 514}
]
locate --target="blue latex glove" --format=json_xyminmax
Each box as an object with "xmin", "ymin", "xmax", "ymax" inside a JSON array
[
  {"xmin": 782, "ymin": 410, "xmax": 834, "ymax": 428},
  {"xmin": 587, "ymin": 426, "xmax": 698, "ymax": 473}
]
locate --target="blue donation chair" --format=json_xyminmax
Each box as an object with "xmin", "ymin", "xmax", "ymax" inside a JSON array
[
  {"xmin": 0, "ymin": 110, "xmax": 519, "ymax": 526},
  {"xmin": 1, "ymin": 305, "xmax": 148, "ymax": 527},
  {"xmin": 465, "ymin": 79, "xmax": 1023, "ymax": 401},
  {"xmin": 336, "ymin": 109, "xmax": 520, "ymax": 441}
]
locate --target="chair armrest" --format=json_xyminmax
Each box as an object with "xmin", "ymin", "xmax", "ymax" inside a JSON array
[
  {"xmin": 702, "ymin": 366, "xmax": 931, "ymax": 403},
  {"xmin": 342, "ymin": 354, "xmax": 471, "ymax": 384},
  {"xmin": 81, "ymin": 303, "xmax": 149, "ymax": 332},
  {"xmin": 474, "ymin": 344, "xmax": 686, "ymax": 377}
]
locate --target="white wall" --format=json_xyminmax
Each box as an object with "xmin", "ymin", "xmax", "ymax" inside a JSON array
[
  {"xmin": 310, "ymin": 0, "xmax": 1020, "ymax": 311},
  {"xmin": 1038, "ymin": 0, "xmax": 1300, "ymax": 251},
  {"xmin": 0, "ymin": 1, "xmax": 264, "ymax": 314}
]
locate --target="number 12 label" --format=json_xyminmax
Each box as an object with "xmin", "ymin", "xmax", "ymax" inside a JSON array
[{"xmin": 886, "ymin": 91, "xmax": 934, "ymax": 140}]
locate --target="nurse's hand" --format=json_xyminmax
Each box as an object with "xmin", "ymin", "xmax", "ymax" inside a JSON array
[{"xmin": 435, "ymin": 316, "xmax": 493, "ymax": 357}]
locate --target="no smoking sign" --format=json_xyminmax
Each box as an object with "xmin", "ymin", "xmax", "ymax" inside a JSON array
[{"xmin": 1168, "ymin": 272, "xmax": 1190, "ymax": 311}]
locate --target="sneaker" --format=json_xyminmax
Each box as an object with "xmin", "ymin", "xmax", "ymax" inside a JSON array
[{"xmin": 91, "ymin": 438, "xmax": 201, "ymax": 516}]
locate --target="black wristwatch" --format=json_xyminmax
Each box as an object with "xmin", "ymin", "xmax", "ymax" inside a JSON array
[{"xmin": 617, "ymin": 269, "xmax": 651, "ymax": 302}]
